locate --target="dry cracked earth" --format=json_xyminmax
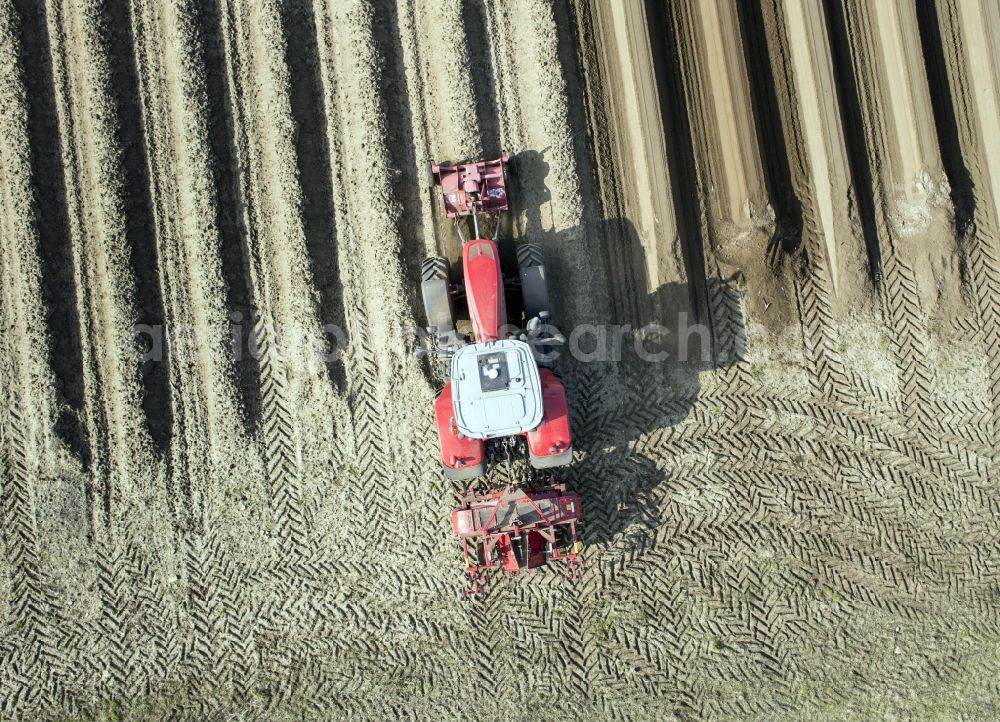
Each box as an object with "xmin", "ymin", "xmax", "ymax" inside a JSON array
[{"xmin": 1, "ymin": 0, "xmax": 1000, "ymax": 719}]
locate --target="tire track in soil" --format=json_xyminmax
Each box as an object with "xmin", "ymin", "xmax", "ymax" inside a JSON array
[
  {"xmin": 848, "ymin": 370, "xmax": 995, "ymax": 455},
  {"xmin": 566, "ymin": 363, "xmax": 674, "ymax": 706},
  {"xmin": 90, "ymin": 543, "xmax": 152, "ymax": 701},
  {"xmin": 879, "ymin": 255, "xmax": 939, "ymax": 439},
  {"xmin": 824, "ymin": 0, "xmax": 947, "ymax": 444},
  {"xmin": 174, "ymin": 530, "xmax": 230, "ymax": 713},
  {"xmin": 871, "ymin": 18, "xmax": 987, "ymax": 460},
  {"xmin": 9, "ymin": 0, "xmax": 88, "ymax": 465},
  {"xmin": 643, "ymin": 1, "xmax": 736, "ymax": 363},
  {"xmin": 310, "ymin": 6, "xmax": 444, "ymax": 671},
  {"xmin": 45, "ymin": 0, "xmax": 167, "ymax": 530},
  {"xmin": 793, "ymin": 254, "xmax": 852, "ymax": 403},
  {"xmin": 0, "ymin": 416, "xmax": 69, "ymax": 710},
  {"xmin": 964, "ymin": 237, "xmax": 1000, "ymax": 440},
  {"xmin": 834, "ymin": 379, "xmax": 994, "ymax": 473},
  {"xmin": 655, "ymin": 386, "xmax": 991, "ymax": 517},
  {"xmin": 594, "ymin": 384, "xmax": 995, "ymax": 578},
  {"xmin": 602, "ymin": 548, "xmax": 744, "ymax": 716},
  {"xmin": 0, "ymin": 7, "xmax": 89, "ymax": 711},
  {"xmin": 646, "ymin": 439, "xmax": 968, "ymax": 589},
  {"xmin": 310, "ymin": 0, "xmax": 398, "ymax": 548},
  {"xmin": 130, "ymin": 0, "xmax": 215, "ymax": 528},
  {"xmin": 930, "ymin": 0, "xmax": 1000, "ymax": 443},
  {"xmin": 596, "ymin": 448, "xmax": 988, "ymax": 704},
  {"xmin": 170, "ymin": 4, "xmax": 282, "ymax": 695},
  {"xmin": 197, "ymin": 0, "xmax": 263, "ymax": 430},
  {"xmin": 218, "ymin": 0, "xmax": 313, "ymax": 555}
]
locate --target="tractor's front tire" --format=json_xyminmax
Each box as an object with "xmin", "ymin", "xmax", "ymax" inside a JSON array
[
  {"xmin": 516, "ymin": 243, "xmax": 550, "ymax": 321},
  {"xmin": 421, "ymin": 256, "xmax": 455, "ymax": 340}
]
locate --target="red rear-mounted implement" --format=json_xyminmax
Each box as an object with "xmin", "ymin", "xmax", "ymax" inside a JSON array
[
  {"xmin": 452, "ymin": 484, "xmax": 582, "ymax": 596},
  {"xmin": 418, "ymin": 153, "xmax": 583, "ymax": 596}
]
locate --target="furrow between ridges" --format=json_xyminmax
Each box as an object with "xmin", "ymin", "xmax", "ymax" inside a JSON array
[{"xmin": 217, "ymin": 0, "xmax": 315, "ymax": 553}]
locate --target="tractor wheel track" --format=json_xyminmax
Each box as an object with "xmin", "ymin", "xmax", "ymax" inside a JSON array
[
  {"xmin": 0, "ymin": 410, "xmax": 71, "ymax": 712},
  {"xmin": 794, "ymin": 253, "xmax": 853, "ymax": 402},
  {"xmin": 45, "ymin": 0, "xmax": 142, "ymax": 532},
  {"xmin": 932, "ymin": 0, "xmax": 1000, "ymax": 442},
  {"xmin": 0, "ymin": 1, "xmax": 47, "ymax": 592},
  {"xmin": 315, "ymin": 0, "xmax": 410, "ymax": 547},
  {"xmin": 129, "ymin": 0, "xmax": 262, "ymax": 530},
  {"xmin": 217, "ymin": 0, "xmax": 314, "ymax": 556}
]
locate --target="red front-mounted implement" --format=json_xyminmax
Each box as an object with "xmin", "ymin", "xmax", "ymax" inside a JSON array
[
  {"xmin": 418, "ymin": 152, "xmax": 584, "ymax": 596},
  {"xmin": 429, "ymin": 153, "xmax": 510, "ymax": 219}
]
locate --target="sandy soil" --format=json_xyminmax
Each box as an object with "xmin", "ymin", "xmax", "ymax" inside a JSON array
[{"xmin": 1, "ymin": 0, "xmax": 999, "ymax": 718}]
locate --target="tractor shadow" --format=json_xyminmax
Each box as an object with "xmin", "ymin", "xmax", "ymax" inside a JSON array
[{"xmin": 557, "ymin": 216, "xmax": 747, "ymax": 550}]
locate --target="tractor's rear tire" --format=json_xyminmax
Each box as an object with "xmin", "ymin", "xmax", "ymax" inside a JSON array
[
  {"xmin": 421, "ymin": 256, "xmax": 455, "ymax": 339},
  {"xmin": 422, "ymin": 255, "xmax": 448, "ymax": 281},
  {"xmin": 529, "ymin": 446, "xmax": 573, "ymax": 470},
  {"xmin": 443, "ymin": 462, "xmax": 485, "ymax": 482},
  {"xmin": 517, "ymin": 243, "xmax": 550, "ymax": 321}
]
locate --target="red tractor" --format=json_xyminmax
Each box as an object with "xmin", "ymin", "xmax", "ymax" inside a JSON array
[{"xmin": 420, "ymin": 154, "xmax": 583, "ymax": 595}]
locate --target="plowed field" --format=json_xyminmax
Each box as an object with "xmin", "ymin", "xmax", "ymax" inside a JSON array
[{"xmin": 2, "ymin": 0, "xmax": 999, "ymax": 718}]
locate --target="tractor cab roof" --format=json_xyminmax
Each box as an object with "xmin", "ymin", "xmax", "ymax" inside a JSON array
[{"xmin": 450, "ymin": 339, "xmax": 543, "ymax": 439}]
